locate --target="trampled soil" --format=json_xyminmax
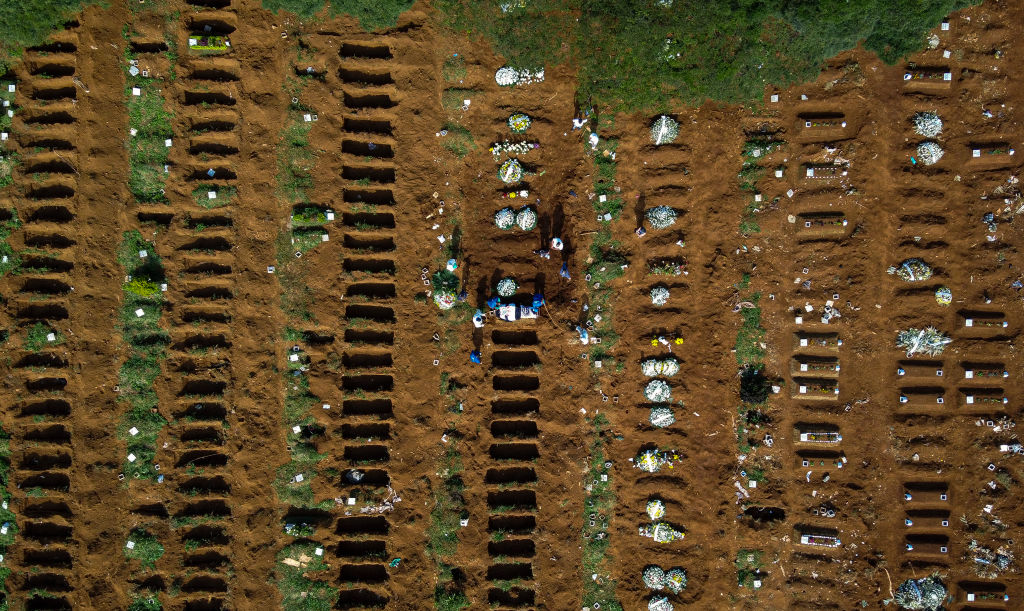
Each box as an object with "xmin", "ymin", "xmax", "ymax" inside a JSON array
[{"xmin": 0, "ymin": 0, "xmax": 1022, "ymax": 610}]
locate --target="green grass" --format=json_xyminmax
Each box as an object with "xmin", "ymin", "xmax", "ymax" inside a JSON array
[
  {"xmin": 428, "ymin": 442, "xmax": 469, "ymax": 609},
  {"xmin": 441, "ymin": 88, "xmax": 479, "ymax": 112},
  {"xmin": 23, "ymin": 322, "xmax": 62, "ymax": 351},
  {"xmin": 116, "ymin": 231, "xmax": 168, "ymax": 482},
  {"xmin": 0, "ymin": 1, "xmax": 106, "ymax": 73},
  {"xmin": 735, "ymin": 294, "xmax": 764, "ymax": 365},
  {"xmin": 0, "ymin": 208, "xmax": 20, "ymax": 276},
  {"xmin": 291, "ymin": 206, "xmax": 329, "ymax": 227},
  {"xmin": 125, "ymin": 528, "xmax": 164, "ymax": 571},
  {"xmin": 275, "ymin": 542, "xmax": 337, "ymax": 611},
  {"xmin": 442, "ymin": 55, "xmax": 466, "ymax": 82},
  {"xmin": 192, "ymin": 184, "xmax": 236, "ymax": 209},
  {"xmin": 441, "ymin": 123, "xmax": 474, "ymax": 158},
  {"xmin": 277, "ymin": 113, "xmax": 314, "ymax": 203},
  {"xmin": 736, "ymin": 549, "xmax": 765, "ymax": 587},
  {"xmin": 128, "ymin": 596, "xmax": 162, "ymax": 611},
  {"xmin": 126, "ymin": 76, "xmax": 174, "ymax": 203},
  {"xmin": 582, "ymin": 414, "xmax": 622, "ymax": 610}
]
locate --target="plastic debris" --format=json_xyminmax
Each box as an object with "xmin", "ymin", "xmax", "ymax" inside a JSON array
[
  {"xmin": 967, "ymin": 540, "xmax": 1013, "ymax": 578},
  {"xmin": 896, "ymin": 327, "xmax": 952, "ymax": 357},
  {"xmin": 645, "ymin": 206, "xmax": 677, "ymax": 230},
  {"xmin": 644, "ymin": 379, "xmax": 672, "ymax": 402},
  {"xmin": 649, "ymin": 115, "xmax": 679, "ymax": 146}
]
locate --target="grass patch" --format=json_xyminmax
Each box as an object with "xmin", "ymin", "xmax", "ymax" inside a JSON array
[
  {"xmin": 117, "ymin": 230, "xmax": 168, "ymax": 482},
  {"xmin": 429, "ymin": 442, "xmax": 469, "ymax": 609},
  {"xmin": 441, "ymin": 123, "xmax": 474, "ymax": 158},
  {"xmin": 125, "ymin": 528, "xmax": 164, "ymax": 571},
  {"xmin": 192, "ymin": 184, "xmax": 236, "ymax": 209},
  {"xmin": 736, "ymin": 549, "xmax": 765, "ymax": 587},
  {"xmin": 22, "ymin": 322, "xmax": 62, "ymax": 351},
  {"xmin": 277, "ymin": 112, "xmax": 314, "ymax": 203},
  {"xmin": 442, "ymin": 54, "xmax": 466, "ymax": 82},
  {"xmin": 582, "ymin": 414, "xmax": 622, "ymax": 610},
  {"xmin": 0, "ymin": 207, "xmax": 21, "ymax": 276},
  {"xmin": 735, "ymin": 294, "xmax": 764, "ymax": 365},
  {"xmin": 128, "ymin": 596, "xmax": 162, "ymax": 611},
  {"xmin": 275, "ymin": 542, "xmax": 337, "ymax": 611},
  {"xmin": 441, "ymin": 88, "xmax": 479, "ymax": 112},
  {"xmin": 125, "ymin": 65, "xmax": 174, "ymax": 203}
]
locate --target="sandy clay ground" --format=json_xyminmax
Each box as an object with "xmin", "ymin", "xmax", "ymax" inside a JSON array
[{"xmin": 0, "ymin": 0, "xmax": 1023, "ymax": 610}]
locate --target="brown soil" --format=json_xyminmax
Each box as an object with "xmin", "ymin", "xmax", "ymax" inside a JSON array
[{"xmin": 0, "ymin": 0, "xmax": 1022, "ymax": 610}]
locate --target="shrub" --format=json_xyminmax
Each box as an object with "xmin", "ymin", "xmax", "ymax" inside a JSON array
[
  {"xmin": 125, "ymin": 278, "xmax": 160, "ymax": 298},
  {"xmin": 739, "ymin": 366, "xmax": 771, "ymax": 404}
]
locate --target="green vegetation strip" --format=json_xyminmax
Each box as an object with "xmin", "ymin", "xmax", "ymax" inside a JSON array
[
  {"xmin": 124, "ymin": 42, "xmax": 174, "ymax": 204},
  {"xmin": 0, "ymin": 429, "xmax": 17, "ymax": 604},
  {"xmin": 428, "ymin": 440, "xmax": 469, "ymax": 609},
  {"xmin": 583, "ymin": 414, "xmax": 621, "ymax": 610},
  {"xmin": 0, "ymin": 207, "xmax": 20, "ymax": 276},
  {"xmin": 262, "ymin": 0, "xmax": 414, "ymax": 30},
  {"xmin": 276, "ymin": 542, "xmax": 337, "ymax": 610},
  {"xmin": 117, "ymin": 230, "xmax": 168, "ymax": 481},
  {"xmin": 0, "ymin": 80, "xmax": 18, "ymax": 188}
]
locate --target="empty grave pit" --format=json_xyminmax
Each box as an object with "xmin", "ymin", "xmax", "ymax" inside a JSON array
[
  {"xmin": 16, "ymin": 353, "xmax": 69, "ymax": 369},
  {"xmin": 19, "ymin": 255, "xmax": 74, "ymax": 273},
  {"xmin": 336, "ymin": 516, "xmax": 390, "ymax": 536},
  {"xmin": 335, "ymin": 590, "xmax": 389, "ymax": 610},
  {"xmin": 23, "ymin": 549, "xmax": 73, "ymax": 568},
  {"xmin": 184, "ymin": 91, "xmax": 236, "ymax": 107},
  {"xmin": 28, "ymin": 206, "xmax": 75, "ymax": 223},
  {"xmin": 345, "ymin": 304, "xmax": 395, "ymax": 323},
  {"xmin": 24, "ymin": 425, "xmax": 71, "ymax": 444},
  {"xmin": 346, "ymin": 283, "xmax": 396, "ymax": 300},
  {"xmin": 188, "ymin": 141, "xmax": 239, "ymax": 156},
  {"xmin": 339, "ymin": 43, "xmax": 393, "ymax": 60},
  {"xmin": 17, "ymin": 303, "xmax": 70, "ymax": 320},
  {"xmin": 24, "ymin": 159, "xmax": 77, "ymax": 175},
  {"xmin": 344, "ymin": 91, "xmax": 396, "ymax": 109},
  {"xmin": 18, "ymin": 472, "xmax": 70, "ymax": 491},
  {"xmin": 27, "ymin": 184, "xmax": 76, "ymax": 201},
  {"xmin": 342, "ymin": 140, "xmax": 394, "ymax": 158},
  {"xmin": 185, "ymin": 550, "xmax": 230, "ymax": 570},
  {"xmin": 23, "ymin": 500, "xmax": 72, "ymax": 519},
  {"xmin": 339, "ymin": 564, "xmax": 389, "ymax": 584},
  {"xmin": 129, "ymin": 41, "xmax": 169, "ymax": 54},
  {"xmin": 338, "ymin": 68, "xmax": 394, "ymax": 86},
  {"xmin": 492, "ymin": 375, "xmax": 540, "ymax": 392},
  {"xmin": 23, "ymin": 521, "xmax": 72, "ymax": 543},
  {"xmin": 29, "ymin": 62, "xmax": 76, "ymax": 78},
  {"xmin": 178, "ymin": 476, "xmax": 230, "ymax": 495},
  {"xmin": 19, "ymin": 399, "xmax": 71, "ymax": 418},
  {"xmin": 342, "ymin": 352, "xmax": 393, "ymax": 369},
  {"xmin": 25, "ymin": 232, "xmax": 75, "ymax": 248},
  {"xmin": 344, "ymin": 329, "xmax": 394, "ymax": 345},
  {"xmin": 343, "ymin": 189, "xmax": 395, "ymax": 206},
  {"xmin": 182, "ymin": 576, "xmax": 228, "ymax": 593},
  {"xmin": 190, "ymin": 118, "xmax": 236, "ymax": 133},
  {"xmin": 343, "ymin": 212, "xmax": 395, "ymax": 231},
  {"xmin": 188, "ymin": 16, "xmax": 236, "ymax": 34},
  {"xmin": 342, "ymin": 118, "xmax": 393, "ymax": 135},
  {"xmin": 490, "ymin": 420, "xmax": 539, "ymax": 438},
  {"xmin": 488, "ymin": 587, "xmax": 536, "ymax": 607},
  {"xmin": 343, "ymin": 258, "xmax": 396, "ymax": 275},
  {"xmin": 22, "ymin": 573, "xmax": 72, "ymax": 592},
  {"xmin": 26, "ymin": 377, "xmax": 68, "ymax": 392},
  {"xmin": 344, "ymin": 234, "xmax": 395, "ymax": 252},
  {"xmin": 179, "ymin": 236, "xmax": 233, "ymax": 251},
  {"xmin": 343, "ymin": 166, "xmax": 396, "ymax": 184},
  {"xmin": 490, "ymin": 350, "xmax": 540, "ymax": 369},
  {"xmin": 488, "ymin": 515, "xmax": 536, "ymax": 534},
  {"xmin": 22, "ymin": 136, "xmax": 75, "ymax": 151},
  {"xmin": 342, "ymin": 445, "xmax": 389, "ymax": 462},
  {"xmin": 137, "ymin": 211, "xmax": 174, "ymax": 226},
  {"xmin": 491, "ymin": 398, "xmax": 539, "ymax": 416},
  {"xmin": 178, "ymin": 379, "xmax": 227, "ymax": 397},
  {"xmin": 31, "ymin": 85, "xmax": 77, "ymax": 101},
  {"xmin": 185, "ymin": 261, "xmax": 233, "ymax": 275},
  {"xmin": 485, "ymin": 467, "xmax": 537, "ymax": 485},
  {"xmin": 24, "ymin": 110, "xmax": 75, "ymax": 125},
  {"xmin": 19, "ymin": 452, "xmax": 71, "ymax": 470},
  {"xmin": 339, "ymin": 468, "xmax": 390, "ymax": 487},
  {"xmin": 187, "ymin": 167, "xmax": 236, "ymax": 181},
  {"xmin": 488, "ymin": 539, "xmax": 536, "ymax": 557},
  {"xmin": 486, "ymin": 563, "xmax": 533, "ymax": 581},
  {"xmin": 184, "ymin": 286, "xmax": 234, "ymax": 300},
  {"xmin": 182, "ymin": 599, "xmax": 226, "ymax": 611},
  {"xmin": 342, "ymin": 399, "xmax": 393, "ymax": 417},
  {"xmin": 180, "ymin": 427, "xmax": 226, "ymax": 445},
  {"xmin": 181, "ymin": 310, "xmax": 231, "ymax": 325},
  {"xmin": 489, "ymin": 443, "xmax": 540, "ymax": 461},
  {"xmin": 491, "ymin": 330, "xmax": 539, "ymax": 346},
  {"xmin": 178, "ymin": 499, "xmax": 231, "ymax": 519},
  {"xmin": 335, "ymin": 539, "xmax": 387, "ymax": 559},
  {"xmin": 176, "ymin": 450, "xmax": 228, "ymax": 468},
  {"xmin": 342, "ymin": 374, "xmax": 394, "ymax": 393}
]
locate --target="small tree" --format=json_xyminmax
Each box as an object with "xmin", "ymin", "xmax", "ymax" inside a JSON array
[{"xmin": 739, "ymin": 366, "xmax": 771, "ymax": 403}]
